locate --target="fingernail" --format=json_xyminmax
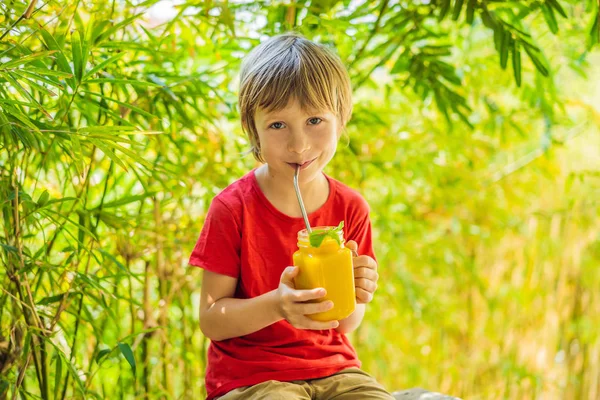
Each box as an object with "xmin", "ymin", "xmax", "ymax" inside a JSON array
[{"xmin": 326, "ymin": 301, "xmax": 334, "ymax": 309}]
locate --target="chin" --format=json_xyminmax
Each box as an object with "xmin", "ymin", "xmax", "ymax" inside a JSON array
[{"xmin": 297, "ymin": 167, "xmax": 323, "ymax": 182}]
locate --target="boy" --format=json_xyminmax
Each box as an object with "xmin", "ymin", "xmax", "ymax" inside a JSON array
[{"xmin": 189, "ymin": 32, "xmax": 393, "ymax": 399}]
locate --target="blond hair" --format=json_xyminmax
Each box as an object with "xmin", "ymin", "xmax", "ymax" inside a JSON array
[{"xmin": 239, "ymin": 32, "xmax": 353, "ymax": 162}]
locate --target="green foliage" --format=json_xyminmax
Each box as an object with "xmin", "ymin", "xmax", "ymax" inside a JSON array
[
  {"xmin": 309, "ymin": 221, "xmax": 345, "ymax": 248},
  {"xmin": 0, "ymin": 0, "xmax": 599, "ymax": 399}
]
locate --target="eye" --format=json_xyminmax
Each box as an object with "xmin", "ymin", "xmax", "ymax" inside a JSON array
[
  {"xmin": 269, "ymin": 122, "xmax": 285, "ymax": 130},
  {"xmin": 308, "ymin": 117, "xmax": 322, "ymax": 125}
]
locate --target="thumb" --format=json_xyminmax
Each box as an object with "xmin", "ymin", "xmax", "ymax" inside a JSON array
[
  {"xmin": 346, "ymin": 240, "xmax": 358, "ymax": 256},
  {"xmin": 280, "ymin": 266, "xmax": 298, "ymax": 286}
]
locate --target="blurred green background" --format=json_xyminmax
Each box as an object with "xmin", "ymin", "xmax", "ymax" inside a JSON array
[{"xmin": 1, "ymin": 1, "xmax": 599, "ymax": 399}]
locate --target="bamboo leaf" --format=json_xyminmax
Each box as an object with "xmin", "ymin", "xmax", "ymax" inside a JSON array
[
  {"xmin": 12, "ymin": 69, "xmax": 65, "ymax": 90},
  {"xmin": 84, "ymin": 78, "xmax": 160, "ymax": 87},
  {"xmin": 83, "ymin": 53, "xmax": 126, "ymax": 80},
  {"xmin": 541, "ymin": 3, "xmax": 559, "ymax": 34},
  {"xmin": 2, "ymin": 72, "xmax": 52, "ymax": 117},
  {"xmin": 72, "ymin": 30, "xmax": 84, "ymax": 82},
  {"xmin": 85, "ymin": 133, "xmax": 137, "ymax": 145},
  {"xmin": 74, "ymin": 271, "xmax": 105, "ymax": 292},
  {"xmin": 590, "ymin": 10, "xmax": 599, "ymax": 47},
  {"xmin": 546, "ymin": 0, "xmax": 567, "ymax": 18},
  {"xmin": 452, "ymin": 0, "xmax": 465, "ymax": 21},
  {"xmin": 118, "ymin": 342, "xmax": 136, "ymax": 376},
  {"xmin": 433, "ymin": 87, "xmax": 451, "ymax": 124},
  {"xmin": 481, "ymin": 9, "xmax": 497, "ymax": 29},
  {"xmin": 10, "ymin": 71, "xmax": 58, "ymax": 97},
  {"xmin": 0, "ymin": 243, "xmax": 19, "ymax": 254},
  {"xmin": 512, "ymin": 40, "xmax": 522, "ymax": 87},
  {"xmin": 70, "ymin": 134, "xmax": 85, "ymax": 177},
  {"xmin": 466, "ymin": 0, "xmax": 476, "ymax": 24},
  {"xmin": 22, "ymin": 331, "xmax": 32, "ymax": 368},
  {"xmin": 47, "ymin": 341, "xmax": 86, "ymax": 396},
  {"xmin": 54, "ymin": 354, "xmax": 62, "ymax": 400},
  {"xmin": 391, "ymin": 52, "xmax": 410, "ymax": 74},
  {"xmin": 439, "ymin": 0, "xmax": 451, "ymax": 21},
  {"xmin": 3, "ymin": 106, "xmax": 42, "ymax": 134},
  {"xmin": 74, "ymin": 12, "xmax": 90, "ymax": 76},
  {"xmin": 39, "ymin": 209, "xmax": 98, "ymax": 241},
  {"xmin": 25, "ymin": 67, "xmax": 73, "ymax": 78},
  {"xmin": 38, "ymin": 28, "xmax": 75, "ymax": 88},
  {"xmin": 108, "ymin": 142, "xmax": 154, "ymax": 169},
  {"xmin": 44, "ymin": 197, "xmax": 78, "ymax": 207},
  {"xmin": 37, "ymin": 292, "xmax": 79, "ymax": 305},
  {"xmin": 97, "ymin": 248, "xmax": 129, "ymax": 274},
  {"xmin": 500, "ymin": 31, "xmax": 511, "ymax": 70},
  {"xmin": 78, "ymin": 126, "xmax": 161, "ymax": 136},
  {"xmin": 96, "ymin": 348, "xmax": 112, "ymax": 364},
  {"xmin": 91, "ymin": 192, "xmax": 157, "ymax": 209},
  {"xmin": 119, "ymin": 327, "xmax": 161, "ymax": 343},
  {"xmin": 523, "ymin": 45, "xmax": 550, "ymax": 76},
  {"xmin": 0, "ymin": 51, "xmax": 57, "ymax": 70},
  {"xmin": 87, "ymin": 138, "xmax": 130, "ymax": 172},
  {"xmin": 502, "ymin": 21, "xmax": 533, "ymax": 38},
  {"xmin": 37, "ymin": 190, "xmax": 49, "ymax": 207},
  {"xmin": 79, "ymin": 126, "xmax": 137, "ymax": 134},
  {"xmin": 0, "ymin": 99, "xmax": 37, "ymax": 107},
  {"xmin": 82, "ymin": 90, "xmax": 159, "ymax": 119},
  {"xmin": 96, "ymin": 13, "xmax": 145, "ymax": 44}
]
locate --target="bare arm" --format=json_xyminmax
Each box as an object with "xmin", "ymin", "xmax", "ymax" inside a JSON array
[
  {"xmin": 335, "ymin": 303, "xmax": 366, "ymax": 334},
  {"xmin": 199, "ymin": 267, "xmax": 338, "ymax": 341},
  {"xmin": 199, "ymin": 270, "xmax": 282, "ymax": 341}
]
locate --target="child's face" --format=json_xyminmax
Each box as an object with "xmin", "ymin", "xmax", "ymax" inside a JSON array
[{"xmin": 254, "ymin": 97, "xmax": 340, "ymax": 182}]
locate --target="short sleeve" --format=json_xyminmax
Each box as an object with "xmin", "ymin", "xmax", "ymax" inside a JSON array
[
  {"xmin": 188, "ymin": 197, "xmax": 241, "ymax": 278},
  {"xmin": 346, "ymin": 197, "xmax": 376, "ymax": 261}
]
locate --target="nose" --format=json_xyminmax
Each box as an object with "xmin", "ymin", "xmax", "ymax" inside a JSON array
[{"xmin": 287, "ymin": 128, "xmax": 310, "ymax": 154}]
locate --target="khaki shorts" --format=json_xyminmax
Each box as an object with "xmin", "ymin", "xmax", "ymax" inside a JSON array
[{"xmin": 216, "ymin": 367, "xmax": 394, "ymax": 399}]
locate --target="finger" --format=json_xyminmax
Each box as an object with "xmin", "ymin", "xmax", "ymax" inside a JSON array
[
  {"xmin": 297, "ymin": 300, "xmax": 334, "ymax": 315},
  {"xmin": 353, "ymin": 255, "xmax": 377, "ymax": 269},
  {"xmin": 280, "ymin": 266, "xmax": 299, "ymax": 286},
  {"xmin": 355, "ymin": 278, "xmax": 377, "ymax": 293},
  {"xmin": 353, "ymin": 267, "xmax": 379, "ymax": 281},
  {"xmin": 346, "ymin": 240, "xmax": 358, "ymax": 254},
  {"xmin": 356, "ymin": 287, "xmax": 373, "ymax": 304},
  {"xmin": 294, "ymin": 316, "xmax": 339, "ymax": 330},
  {"xmin": 291, "ymin": 287, "xmax": 327, "ymax": 302}
]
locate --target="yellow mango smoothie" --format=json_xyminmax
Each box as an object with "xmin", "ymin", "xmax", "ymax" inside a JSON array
[{"xmin": 293, "ymin": 225, "xmax": 356, "ymax": 321}]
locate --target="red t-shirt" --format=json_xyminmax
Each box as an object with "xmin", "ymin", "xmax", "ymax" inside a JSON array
[{"xmin": 188, "ymin": 169, "xmax": 376, "ymax": 400}]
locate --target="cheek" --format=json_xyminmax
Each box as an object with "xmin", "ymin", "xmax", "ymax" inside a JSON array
[
  {"xmin": 258, "ymin": 132, "xmax": 285, "ymax": 155},
  {"xmin": 313, "ymin": 134, "xmax": 338, "ymax": 160},
  {"xmin": 322, "ymin": 129, "xmax": 339, "ymax": 150},
  {"xmin": 313, "ymin": 125, "xmax": 338, "ymax": 146}
]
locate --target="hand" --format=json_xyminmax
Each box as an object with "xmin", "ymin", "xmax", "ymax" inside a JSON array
[
  {"xmin": 275, "ymin": 266, "xmax": 339, "ymax": 330},
  {"xmin": 345, "ymin": 241, "xmax": 379, "ymax": 304}
]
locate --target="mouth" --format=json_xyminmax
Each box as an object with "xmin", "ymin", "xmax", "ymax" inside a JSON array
[{"xmin": 287, "ymin": 158, "xmax": 316, "ymax": 171}]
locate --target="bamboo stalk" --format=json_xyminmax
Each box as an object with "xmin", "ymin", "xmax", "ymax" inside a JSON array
[
  {"xmin": 154, "ymin": 197, "xmax": 172, "ymax": 396},
  {"xmin": 8, "ymin": 149, "xmax": 49, "ymax": 399},
  {"xmin": 142, "ymin": 260, "xmax": 151, "ymax": 398},
  {"xmin": 0, "ymin": 0, "xmax": 41, "ymax": 40}
]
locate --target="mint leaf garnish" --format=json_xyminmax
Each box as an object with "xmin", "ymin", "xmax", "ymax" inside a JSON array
[{"xmin": 308, "ymin": 221, "xmax": 344, "ymax": 248}]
